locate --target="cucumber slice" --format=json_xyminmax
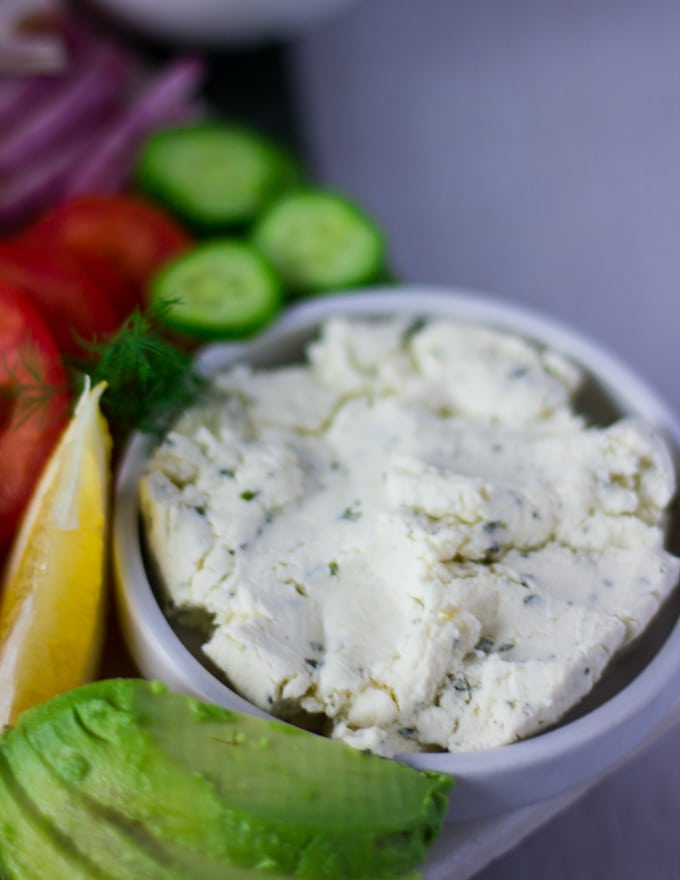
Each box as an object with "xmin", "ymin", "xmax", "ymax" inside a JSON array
[
  {"xmin": 150, "ymin": 240, "xmax": 282, "ymax": 340},
  {"xmin": 252, "ymin": 189, "xmax": 387, "ymax": 295},
  {"xmin": 135, "ymin": 123, "xmax": 299, "ymax": 232}
]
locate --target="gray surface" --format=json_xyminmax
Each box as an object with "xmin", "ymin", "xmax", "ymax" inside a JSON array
[
  {"xmin": 476, "ymin": 719, "xmax": 680, "ymax": 880},
  {"xmin": 292, "ymin": 0, "xmax": 680, "ymax": 416},
  {"xmin": 291, "ymin": 1, "xmax": 680, "ymax": 877}
]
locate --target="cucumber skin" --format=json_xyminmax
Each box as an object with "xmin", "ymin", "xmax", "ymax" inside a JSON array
[
  {"xmin": 3, "ymin": 680, "xmax": 452, "ymax": 880},
  {"xmin": 150, "ymin": 240, "xmax": 283, "ymax": 341},
  {"xmin": 135, "ymin": 122, "xmax": 302, "ymax": 235},
  {"xmin": 251, "ymin": 188, "xmax": 388, "ymax": 296}
]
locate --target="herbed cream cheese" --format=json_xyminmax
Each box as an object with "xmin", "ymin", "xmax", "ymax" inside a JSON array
[{"xmin": 140, "ymin": 317, "xmax": 679, "ymax": 755}]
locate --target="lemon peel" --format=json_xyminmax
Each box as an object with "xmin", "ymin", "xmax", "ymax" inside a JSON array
[{"xmin": 0, "ymin": 380, "xmax": 111, "ymax": 727}]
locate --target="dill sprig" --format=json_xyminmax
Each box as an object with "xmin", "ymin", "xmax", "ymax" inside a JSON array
[
  {"xmin": 84, "ymin": 301, "xmax": 205, "ymax": 440},
  {"xmin": 2, "ymin": 301, "xmax": 205, "ymax": 444}
]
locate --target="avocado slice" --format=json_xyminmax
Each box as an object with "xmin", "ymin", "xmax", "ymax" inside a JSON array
[
  {"xmin": 2, "ymin": 730, "xmax": 173, "ymax": 880},
  {"xmin": 0, "ymin": 750, "xmax": 108, "ymax": 880},
  {"xmin": 9, "ymin": 679, "xmax": 452, "ymax": 879},
  {"xmin": 2, "ymin": 728, "xmax": 316, "ymax": 880},
  {"xmin": 1, "ymin": 738, "xmax": 420, "ymax": 880}
]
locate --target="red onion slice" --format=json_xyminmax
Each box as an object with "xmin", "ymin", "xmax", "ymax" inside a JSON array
[
  {"xmin": 0, "ymin": 44, "xmax": 135, "ymax": 177},
  {"xmin": 63, "ymin": 56, "xmax": 205, "ymax": 196},
  {"xmin": 0, "ymin": 130, "xmax": 95, "ymax": 231}
]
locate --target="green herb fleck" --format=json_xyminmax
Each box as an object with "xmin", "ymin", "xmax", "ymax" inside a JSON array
[
  {"xmin": 240, "ymin": 490, "xmax": 259, "ymax": 502},
  {"xmin": 475, "ymin": 637, "xmax": 495, "ymax": 654},
  {"xmin": 340, "ymin": 502, "xmax": 362, "ymax": 522},
  {"xmin": 398, "ymin": 726, "xmax": 417, "ymax": 738},
  {"xmin": 328, "ymin": 561, "xmax": 339, "ymax": 577},
  {"xmin": 401, "ymin": 317, "xmax": 427, "ymax": 346},
  {"xmin": 449, "ymin": 673, "xmax": 473, "ymax": 702}
]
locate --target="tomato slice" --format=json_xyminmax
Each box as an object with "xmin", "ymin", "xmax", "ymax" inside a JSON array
[
  {"xmin": 0, "ymin": 240, "xmax": 120, "ymax": 358},
  {"xmin": 26, "ymin": 194, "xmax": 191, "ymax": 313},
  {"xmin": 0, "ymin": 282, "xmax": 71, "ymax": 553}
]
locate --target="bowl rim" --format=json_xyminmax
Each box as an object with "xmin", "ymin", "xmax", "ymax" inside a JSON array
[{"xmin": 113, "ymin": 285, "xmax": 680, "ymax": 814}]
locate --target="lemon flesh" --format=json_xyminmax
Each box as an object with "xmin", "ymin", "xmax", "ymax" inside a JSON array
[{"xmin": 0, "ymin": 381, "xmax": 111, "ymax": 727}]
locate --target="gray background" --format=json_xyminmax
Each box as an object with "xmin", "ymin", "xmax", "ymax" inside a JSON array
[
  {"xmin": 292, "ymin": 0, "xmax": 680, "ymax": 415},
  {"xmin": 292, "ymin": 0, "xmax": 680, "ymax": 876}
]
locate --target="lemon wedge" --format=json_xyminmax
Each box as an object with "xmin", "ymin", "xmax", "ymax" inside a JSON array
[{"xmin": 0, "ymin": 380, "xmax": 111, "ymax": 727}]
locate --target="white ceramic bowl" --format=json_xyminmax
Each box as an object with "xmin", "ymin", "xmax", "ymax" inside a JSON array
[
  {"xmin": 90, "ymin": 0, "xmax": 361, "ymax": 45},
  {"xmin": 113, "ymin": 287, "xmax": 680, "ymax": 820}
]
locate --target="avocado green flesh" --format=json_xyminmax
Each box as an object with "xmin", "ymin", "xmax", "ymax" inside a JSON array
[
  {"xmin": 2, "ymin": 732, "xmax": 295, "ymax": 880},
  {"xmin": 3, "ymin": 731, "xmax": 173, "ymax": 880},
  {"xmin": 0, "ymin": 752, "xmax": 108, "ymax": 880},
  {"xmin": 6, "ymin": 680, "xmax": 452, "ymax": 879}
]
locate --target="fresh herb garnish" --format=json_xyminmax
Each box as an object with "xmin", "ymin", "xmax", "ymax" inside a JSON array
[{"xmin": 84, "ymin": 301, "xmax": 204, "ymax": 439}]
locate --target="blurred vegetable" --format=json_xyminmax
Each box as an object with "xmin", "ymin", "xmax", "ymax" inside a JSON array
[
  {"xmin": 135, "ymin": 121, "xmax": 299, "ymax": 232},
  {"xmin": 0, "ymin": 21, "xmax": 205, "ymax": 233},
  {"xmin": 150, "ymin": 239, "xmax": 282, "ymax": 339},
  {"xmin": 0, "ymin": 240, "xmax": 120, "ymax": 356},
  {"xmin": 252, "ymin": 188, "xmax": 387, "ymax": 295},
  {"xmin": 0, "ymin": 281, "xmax": 70, "ymax": 553},
  {"xmin": 0, "ymin": 71, "xmax": 70, "ymax": 129},
  {"xmin": 0, "ymin": 43, "xmax": 131, "ymax": 178},
  {"xmin": 64, "ymin": 57, "xmax": 205, "ymax": 198},
  {"xmin": 0, "ymin": 125, "xmax": 108, "ymax": 232},
  {"xmin": 24, "ymin": 194, "xmax": 192, "ymax": 312}
]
